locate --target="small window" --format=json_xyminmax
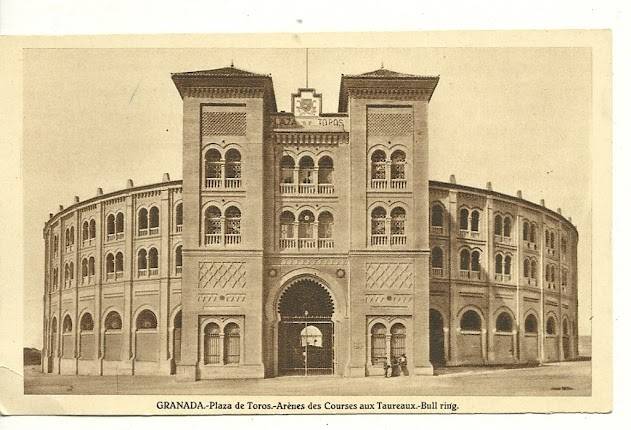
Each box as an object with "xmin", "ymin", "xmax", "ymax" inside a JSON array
[
  {"xmin": 503, "ymin": 217, "xmax": 512, "ymax": 237},
  {"xmin": 524, "ymin": 314, "xmax": 538, "ymax": 333},
  {"xmin": 470, "ymin": 210, "xmax": 480, "ymax": 232},
  {"xmin": 136, "ymin": 309, "xmax": 157, "ymax": 330},
  {"xmin": 80, "ymin": 313, "xmax": 94, "ymax": 331},
  {"xmin": 496, "ymin": 312, "xmax": 513, "ymax": 333},
  {"xmin": 62, "ymin": 315, "xmax": 73, "ymax": 333},
  {"xmin": 431, "ymin": 247, "xmax": 443, "ymax": 268},
  {"xmin": 546, "ymin": 316, "xmax": 557, "ymax": 335},
  {"xmin": 431, "ymin": 205, "xmax": 444, "ymax": 228},
  {"xmin": 460, "ymin": 310, "xmax": 482, "ymax": 331},
  {"xmin": 224, "ymin": 323, "xmax": 241, "ymax": 364},
  {"xmin": 459, "ymin": 208, "xmax": 469, "ymax": 230}
]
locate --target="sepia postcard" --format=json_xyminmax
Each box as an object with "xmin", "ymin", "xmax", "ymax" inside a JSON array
[{"xmin": 0, "ymin": 30, "xmax": 612, "ymax": 415}]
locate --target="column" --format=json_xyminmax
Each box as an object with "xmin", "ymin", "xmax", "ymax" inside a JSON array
[
  {"xmin": 447, "ymin": 190, "xmax": 458, "ymax": 365},
  {"xmin": 94, "ymin": 201, "xmax": 104, "ymax": 375},
  {"xmin": 121, "ymin": 194, "xmax": 134, "ymax": 373},
  {"xmin": 538, "ymin": 212, "xmax": 545, "ymax": 362},
  {"xmin": 159, "ymin": 188, "xmax": 171, "ymax": 373},
  {"xmin": 515, "ymin": 212, "xmax": 523, "ymax": 361},
  {"xmin": 485, "ymin": 196, "xmax": 494, "ymax": 363}
]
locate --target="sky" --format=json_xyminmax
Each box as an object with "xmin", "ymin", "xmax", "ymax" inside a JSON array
[{"xmin": 22, "ymin": 47, "xmax": 592, "ymax": 348}]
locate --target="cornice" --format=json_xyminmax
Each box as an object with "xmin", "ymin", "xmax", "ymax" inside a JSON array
[{"xmin": 183, "ymin": 87, "xmax": 265, "ymax": 99}]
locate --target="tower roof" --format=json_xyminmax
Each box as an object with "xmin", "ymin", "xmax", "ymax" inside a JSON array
[
  {"xmin": 338, "ymin": 68, "xmax": 439, "ymax": 112},
  {"xmin": 171, "ymin": 65, "xmax": 277, "ymax": 111}
]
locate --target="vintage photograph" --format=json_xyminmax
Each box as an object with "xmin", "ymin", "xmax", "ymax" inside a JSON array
[{"xmin": 9, "ymin": 33, "xmax": 609, "ymax": 412}]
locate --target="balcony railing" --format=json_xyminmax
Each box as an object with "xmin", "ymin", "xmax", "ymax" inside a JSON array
[
  {"xmin": 280, "ymin": 183, "xmax": 296, "ymax": 194},
  {"xmin": 225, "ymin": 234, "xmax": 241, "ymax": 245},
  {"xmin": 138, "ymin": 269, "xmax": 147, "ymax": 277},
  {"xmin": 371, "ymin": 235, "xmax": 388, "ymax": 246},
  {"xmin": 149, "ymin": 268, "xmax": 159, "ymax": 276},
  {"xmin": 106, "ymin": 272, "xmax": 115, "ymax": 280},
  {"xmin": 546, "ymin": 248, "xmax": 556, "ymax": 256},
  {"xmin": 494, "ymin": 235, "xmax": 513, "ymax": 245},
  {"xmin": 370, "ymin": 179, "xmax": 387, "ymax": 189},
  {"xmin": 546, "ymin": 282, "xmax": 556, "ymax": 290},
  {"xmin": 494, "ymin": 273, "xmax": 512, "ymax": 282},
  {"xmin": 116, "ymin": 232, "xmax": 124, "ymax": 240},
  {"xmin": 225, "ymin": 178, "xmax": 241, "ymax": 189},
  {"xmin": 459, "ymin": 270, "xmax": 482, "ymax": 280},
  {"xmin": 318, "ymin": 238, "xmax": 334, "ymax": 249},
  {"xmin": 149, "ymin": 227, "xmax": 159, "ymax": 235},
  {"xmin": 175, "ymin": 224, "xmax": 183, "ymax": 233},
  {"xmin": 391, "ymin": 179, "xmax": 407, "ymax": 189},
  {"xmin": 279, "ymin": 238, "xmax": 296, "ymax": 249},
  {"xmin": 525, "ymin": 241, "xmax": 538, "ymax": 250},
  {"xmin": 298, "ymin": 238, "xmax": 316, "ymax": 249},
  {"xmin": 205, "ymin": 178, "xmax": 222, "ymax": 188},
  {"xmin": 430, "ymin": 225, "xmax": 444, "ymax": 235},
  {"xmin": 526, "ymin": 278, "xmax": 538, "ymax": 287},
  {"xmin": 138, "ymin": 228, "xmax": 148, "ymax": 237},
  {"xmin": 318, "ymin": 184, "xmax": 334, "ymax": 194},
  {"xmin": 204, "ymin": 234, "xmax": 222, "ymax": 245},
  {"xmin": 391, "ymin": 235, "xmax": 407, "ymax": 245},
  {"xmin": 175, "ymin": 266, "xmax": 182, "ymax": 275},
  {"xmin": 298, "ymin": 184, "xmax": 316, "ymax": 194},
  {"xmin": 431, "ymin": 267, "xmax": 444, "ymax": 277}
]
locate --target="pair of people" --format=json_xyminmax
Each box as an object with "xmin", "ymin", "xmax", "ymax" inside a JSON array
[{"xmin": 383, "ymin": 354, "xmax": 409, "ymax": 377}]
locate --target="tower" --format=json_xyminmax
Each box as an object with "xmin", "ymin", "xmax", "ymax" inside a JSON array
[{"xmin": 172, "ymin": 67, "xmax": 277, "ymax": 380}]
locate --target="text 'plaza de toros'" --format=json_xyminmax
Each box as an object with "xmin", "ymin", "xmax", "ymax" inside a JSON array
[{"xmin": 41, "ymin": 66, "xmax": 579, "ymax": 379}]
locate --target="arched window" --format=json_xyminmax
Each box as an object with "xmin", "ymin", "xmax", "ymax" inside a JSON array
[
  {"xmin": 89, "ymin": 219, "xmax": 97, "ymax": 239},
  {"xmin": 82, "ymin": 221, "xmax": 89, "ymax": 242},
  {"xmin": 563, "ymin": 319, "xmax": 569, "ymax": 336},
  {"xmin": 69, "ymin": 262, "xmax": 74, "ymax": 281},
  {"xmin": 115, "ymin": 213, "xmax": 124, "ymax": 235},
  {"xmin": 104, "ymin": 311, "xmax": 122, "ymax": 330},
  {"xmin": 80, "ymin": 313, "xmax": 94, "ymax": 331},
  {"xmin": 54, "ymin": 235, "xmax": 59, "ymax": 254},
  {"xmin": 65, "ymin": 228, "xmax": 70, "ymax": 247},
  {"xmin": 225, "ymin": 206, "xmax": 241, "ymax": 244},
  {"xmin": 370, "ymin": 323, "xmax": 387, "ymax": 365},
  {"xmin": 530, "ymin": 260, "xmax": 537, "ymax": 279},
  {"xmin": 459, "ymin": 208, "xmax": 469, "ymax": 230},
  {"xmin": 63, "ymin": 315, "xmax": 73, "ymax": 333},
  {"xmin": 224, "ymin": 323, "xmax": 241, "ymax": 364},
  {"xmin": 107, "ymin": 214, "xmax": 116, "ymax": 236},
  {"xmin": 69, "ymin": 226, "xmax": 75, "ymax": 245},
  {"xmin": 460, "ymin": 249, "xmax": 470, "ymax": 270},
  {"xmin": 431, "ymin": 247, "xmax": 443, "ymax": 268},
  {"xmin": 175, "ymin": 203, "xmax": 183, "ymax": 230},
  {"xmin": 50, "ymin": 317, "xmax": 58, "ymax": 351},
  {"xmin": 280, "ymin": 211, "xmax": 295, "ymax": 239},
  {"xmin": 470, "ymin": 210, "xmax": 480, "ymax": 232},
  {"xmin": 546, "ymin": 316, "xmax": 557, "ymax": 335},
  {"xmin": 530, "ymin": 224, "xmax": 537, "ymax": 243},
  {"xmin": 504, "ymin": 255, "xmax": 512, "ymax": 275},
  {"xmin": 298, "ymin": 156, "xmax": 314, "ymax": 185},
  {"xmin": 115, "ymin": 252, "xmax": 124, "ymax": 273},
  {"xmin": 137, "ymin": 249, "xmax": 147, "ymax": 274},
  {"xmin": 390, "ymin": 323, "xmax": 406, "ymax": 358},
  {"xmin": 175, "ymin": 245, "xmax": 182, "ymax": 273},
  {"xmin": 390, "ymin": 150, "xmax": 406, "ymax": 187},
  {"xmin": 203, "ymin": 323, "xmax": 220, "ymax": 364},
  {"xmin": 149, "ymin": 207, "xmax": 159, "ymax": 232},
  {"xmin": 460, "ymin": 310, "xmax": 482, "ymax": 331},
  {"xmin": 431, "ymin": 205, "xmax": 444, "ymax": 228},
  {"xmin": 225, "ymin": 149, "xmax": 242, "ymax": 179},
  {"xmin": 318, "ymin": 156, "xmax": 334, "ymax": 184},
  {"xmin": 88, "ymin": 257, "xmax": 95, "ymax": 276},
  {"xmin": 204, "ymin": 206, "xmax": 222, "ymax": 245},
  {"xmin": 81, "ymin": 258, "xmax": 88, "ymax": 278},
  {"xmin": 550, "ymin": 232, "xmax": 555, "ymax": 249},
  {"xmin": 390, "ymin": 207, "xmax": 406, "ymax": 236},
  {"xmin": 525, "ymin": 314, "xmax": 538, "ymax": 333},
  {"xmin": 136, "ymin": 310, "xmax": 157, "ymax": 330},
  {"xmin": 318, "ymin": 212, "xmax": 334, "ymax": 238},
  {"xmin": 148, "ymin": 248, "xmax": 159, "ymax": 272},
  {"xmin": 138, "ymin": 208, "xmax": 148, "ymax": 234},
  {"xmin": 550, "ymin": 266, "xmax": 556, "ymax": 283},
  {"xmin": 370, "ymin": 150, "xmax": 387, "ymax": 186},
  {"xmin": 64, "ymin": 263, "xmax": 70, "ymax": 284},
  {"xmin": 471, "ymin": 250, "xmax": 481, "ymax": 272},
  {"xmin": 106, "ymin": 253, "xmax": 115, "ymax": 274},
  {"xmin": 298, "ymin": 210, "xmax": 315, "ymax": 239},
  {"xmin": 371, "ymin": 207, "xmax": 387, "ymax": 245},
  {"xmin": 523, "ymin": 221, "xmax": 530, "ymax": 241},
  {"xmin": 495, "ymin": 254, "xmax": 503, "ymax": 274},
  {"xmin": 503, "ymin": 217, "xmax": 512, "ymax": 237},
  {"xmin": 496, "ymin": 312, "xmax": 513, "ymax": 333},
  {"xmin": 205, "ymin": 149, "xmax": 222, "ymax": 180},
  {"xmin": 545, "ymin": 264, "xmax": 550, "ymax": 281},
  {"xmin": 523, "ymin": 258, "xmax": 530, "ymax": 278},
  {"xmin": 494, "ymin": 215, "xmax": 503, "ymax": 236},
  {"xmin": 545, "ymin": 230, "xmax": 550, "ymax": 247},
  {"xmin": 280, "ymin": 155, "xmax": 295, "ymax": 184}
]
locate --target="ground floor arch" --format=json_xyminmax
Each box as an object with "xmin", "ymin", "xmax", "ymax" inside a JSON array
[
  {"xmin": 276, "ymin": 277, "xmax": 335, "ymax": 376},
  {"xmin": 429, "ymin": 309, "xmax": 445, "ymax": 366}
]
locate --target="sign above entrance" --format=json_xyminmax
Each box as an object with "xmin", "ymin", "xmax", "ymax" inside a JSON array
[
  {"xmin": 292, "ymin": 89, "xmax": 322, "ymax": 117},
  {"xmin": 272, "ymin": 88, "xmax": 348, "ymax": 132}
]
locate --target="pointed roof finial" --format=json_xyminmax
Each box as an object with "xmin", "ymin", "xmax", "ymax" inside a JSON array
[{"xmin": 230, "ymin": 59, "xmax": 234, "ymax": 68}]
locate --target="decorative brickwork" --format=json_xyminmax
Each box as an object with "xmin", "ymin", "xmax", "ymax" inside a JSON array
[
  {"xmin": 366, "ymin": 263, "xmax": 413, "ymax": 290},
  {"xmin": 367, "ymin": 113, "xmax": 413, "ymax": 136},
  {"xmin": 201, "ymin": 112, "xmax": 247, "ymax": 136},
  {"xmin": 198, "ymin": 262, "xmax": 246, "ymax": 290}
]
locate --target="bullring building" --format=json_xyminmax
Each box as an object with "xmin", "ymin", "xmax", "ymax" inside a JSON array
[{"xmin": 41, "ymin": 66, "xmax": 579, "ymax": 379}]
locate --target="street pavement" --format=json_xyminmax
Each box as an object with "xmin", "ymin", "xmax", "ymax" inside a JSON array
[{"xmin": 24, "ymin": 360, "xmax": 591, "ymax": 396}]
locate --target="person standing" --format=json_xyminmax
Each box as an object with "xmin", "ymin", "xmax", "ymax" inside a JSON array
[
  {"xmin": 383, "ymin": 357, "xmax": 390, "ymax": 378},
  {"xmin": 399, "ymin": 354, "xmax": 409, "ymax": 376}
]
